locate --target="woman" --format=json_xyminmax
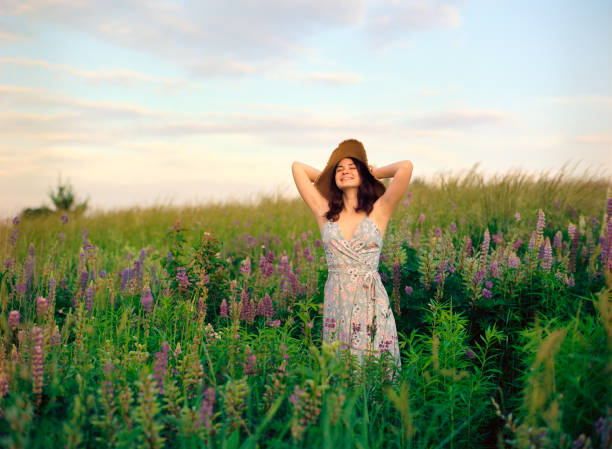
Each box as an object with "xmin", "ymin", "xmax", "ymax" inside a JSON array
[{"xmin": 291, "ymin": 138, "xmax": 413, "ymax": 370}]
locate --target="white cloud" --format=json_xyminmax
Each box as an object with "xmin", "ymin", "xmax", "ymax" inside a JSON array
[
  {"xmin": 2, "ymin": 0, "xmax": 464, "ymax": 75},
  {"xmin": 0, "ymin": 57, "xmax": 196, "ymax": 89},
  {"xmin": 409, "ymin": 109, "xmax": 512, "ymax": 129}
]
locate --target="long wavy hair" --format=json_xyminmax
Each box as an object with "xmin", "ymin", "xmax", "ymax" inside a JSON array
[{"xmin": 324, "ymin": 157, "xmax": 382, "ymax": 221}]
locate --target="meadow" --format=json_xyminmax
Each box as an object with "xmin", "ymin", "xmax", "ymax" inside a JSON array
[{"xmin": 0, "ymin": 166, "xmax": 611, "ymax": 449}]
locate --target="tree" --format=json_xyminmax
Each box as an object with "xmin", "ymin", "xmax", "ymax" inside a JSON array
[{"xmin": 48, "ymin": 175, "xmax": 88, "ymax": 213}]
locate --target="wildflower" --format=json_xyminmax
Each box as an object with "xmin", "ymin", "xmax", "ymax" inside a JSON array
[
  {"xmin": 85, "ymin": 285, "xmax": 94, "ymax": 315},
  {"xmin": 246, "ymin": 234, "xmax": 256, "ymax": 248},
  {"xmin": 488, "ymin": 260, "xmax": 500, "ymax": 279},
  {"xmin": 16, "ymin": 283, "xmax": 26, "ymax": 295},
  {"xmin": 141, "ymin": 286, "xmax": 154, "ymax": 313},
  {"xmin": 199, "ymin": 387, "xmax": 216, "ymax": 432},
  {"xmin": 240, "ymin": 258, "xmax": 251, "ymax": 276},
  {"xmin": 418, "ymin": 213, "xmax": 425, "ymax": 223},
  {"xmin": 485, "ymin": 280, "xmax": 493, "ymax": 289},
  {"xmin": 405, "ymin": 285, "xmax": 413, "ymax": 295},
  {"xmin": 473, "ymin": 269, "xmax": 485, "ymax": 285},
  {"xmin": 449, "ymin": 222, "xmax": 457, "ymax": 234},
  {"xmin": 61, "ymin": 214, "xmax": 68, "ymax": 224},
  {"xmin": 540, "ymin": 237, "xmax": 553, "ymax": 271},
  {"xmin": 480, "ymin": 229, "xmax": 490, "ymax": 266},
  {"xmin": 99, "ymin": 269, "xmax": 107, "ymax": 278},
  {"xmin": 219, "ymin": 298, "xmax": 228, "ymax": 318},
  {"xmin": 8, "ymin": 310, "xmax": 20, "ymax": 330},
  {"xmin": 48, "ymin": 276, "xmax": 55, "ymax": 304},
  {"xmin": 243, "ymin": 347, "xmax": 257, "ymax": 376},
  {"xmin": 31, "ymin": 327, "xmax": 44, "ymax": 400},
  {"xmin": 434, "ymin": 228, "xmax": 442, "ymax": 238},
  {"xmin": 568, "ymin": 223, "xmax": 579, "ymax": 273},
  {"xmin": 492, "ymin": 231, "xmax": 503, "ymax": 245},
  {"xmin": 514, "ymin": 212, "xmax": 521, "ymax": 222},
  {"xmin": 464, "ymin": 236, "xmax": 472, "ymax": 257},
  {"xmin": 512, "ymin": 238, "xmax": 523, "ymax": 251},
  {"xmin": 153, "ymin": 342, "xmax": 171, "ymax": 394},
  {"xmin": 553, "ymin": 231, "xmax": 562, "ymax": 249},
  {"xmin": 256, "ymin": 298, "xmax": 265, "ymax": 316},
  {"xmin": 482, "ymin": 288, "xmax": 492, "ymax": 299},
  {"xmin": 36, "ymin": 296, "xmax": 49, "ymax": 318},
  {"xmin": 535, "ymin": 209, "xmax": 545, "ymax": 241},
  {"xmin": 507, "ymin": 252, "xmax": 520, "ymax": 268},
  {"xmin": 12, "ymin": 216, "xmax": 20, "ymax": 226},
  {"xmin": 465, "ymin": 348, "xmax": 476, "ymax": 360},
  {"xmin": 267, "ymin": 319, "xmax": 281, "ymax": 327},
  {"xmin": 176, "ymin": 267, "xmax": 191, "ymax": 290},
  {"xmin": 9, "ymin": 229, "xmax": 19, "ymax": 247}
]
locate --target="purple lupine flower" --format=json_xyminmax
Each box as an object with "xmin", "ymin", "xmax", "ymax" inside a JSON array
[
  {"xmin": 243, "ymin": 347, "xmax": 257, "ymax": 375},
  {"xmin": 513, "ymin": 238, "xmax": 523, "ymax": 251},
  {"xmin": 9, "ymin": 228, "xmax": 19, "ymax": 247},
  {"xmin": 246, "ymin": 234, "xmax": 256, "ymax": 248},
  {"xmin": 12, "ymin": 216, "xmax": 20, "ymax": 226},
  {"xmin": 36, "ymin": 296, "xmax": 49, "ymax": 318},
  {"xmin": 239, "ymin": 289, "xmax": 249, "ymax": 321},
  {"xmin": 449, "ymin": 222, "xmax": 457, "ymax": 234},
  {"xmin": 405, "ymin": 285, "xmax": 413, "ymax": 295},
  {"xmin": 488, "ymin": 260, "xmax": 500, "ymax": 279},
  {"xmin": 568, "ymin": 223, "xmax": 579, "ymax": 273},
  {"xmin": 541, "ymin": 237, "xmax": 553, "ymax": 271},
  {"xmin": 451, "ymin": 202, "xmax": 457, "ymax": 209},
  {"xmin": 514, "ymin": 212, "xmax": 521, "ymax": 222},
  {"xmin": 267, "ymin": 319, "xmax": 281, "ymax": 327},
  {"xmin": 553, "ymin": 231, "xmax": 562, "ymax": 249},
  {"xmin": 465, "ymin": 348, "xmax": 476, "ymax": 360},
  {"xmin": 61, "ymin": 214, "xmax": 68, "ymax": 224},
  {"xmin": 176, "ymin": 267, "xmax": 191, "ymax": 290},
  {"xmin": 31, "ymin": 327, "xmax": 44, "ymax": 397},
  {"xmin": 464, "ymin": 237, "xmax": 472, "ymax": 257},
  {"xmin": 492, "ymin": 232, "xmax": 503, "ymax": 245},
  {"xmin": 248, "ymin": 298, "xmax": 256, "ymax": 323},
  {"xmin": 16, "ymin": 283, "xmax": 26, "ymax": 295},
  {"xmin": 480, "ymin": 229, "xmax": 490, "ymax": 266},
  {"xmin": 265, "ymin": 250, "xmax": 275, "ymax": 264},
  {"xmin": 263, "ymin": 293, "xmax": 275, "ymax": 319},
  {"xmin": 240, "ymin": 258, "xmax": 251, "ymax": 276},
  {"xmin": 200, "ymin": 387, "xmax": 216, "ymax": 430},
  {"xmin": 434, "ymin": 228, "xmax": 442, "ymax": 238},
  {"xmin": 153, "ymin": 342, "xmax": 171, "ymax": 394},
  {"xmin": 141, "ymin": 286, "xmax": 154, "ymax": 313},
  {"xmin": 85, "ymin": 285, "xmax": 94, "ymax": 315},
  {"xmin": 80, "ymin": 269, "xmax": 89, "ymax": 292},
  {"xmin": 256, "ymin": 298, "xmax": 265, "ymax": 316},
  {"xmin": 528, "ymin": 231, "xmax": 537, "ymax": 251},
  {"xmin": 507, "ymin": 252, "xmax": 520, "ymax": 268},
  {"xmin": 536, "ymin": 209, "xmax": 545, "ymax": 236},
  {"xmin": 8, "ymin": 310, "xmax": 20, "ymax": 330},
  {"xmin": 263, "ymin": 262, "xmax": 274, "ymax": 278},
  {"xmin": 485, "ymin": 280, "xmax": 493, "ymax": 289},
  {"xmin": 219, "ymin": 298, "xmax": 228, "ymax": 318},
  {"xmin": 301, "ymin": 232, "xmax": 308, "ymax": 241},
  {"xmin": 380, "ymin": 253, "xmax": 387, "ymax": 261},
  {"xmin": 482, "ymin": 288, "xmax": 492, "ymax": 299},
  {"xmin": 418, "ymin": 213, "xmax": 425, "ymax": 223},
  {"xmin": 473, "ymin": 269, "xmax": 485, "ymax": 285},
  {"xmin": 99, "ymin": 270, "xmax": 107, "ymax": 279},
  {"xmin": 287, "ymin": 271, "xmax": 299, "ymax": 294}
]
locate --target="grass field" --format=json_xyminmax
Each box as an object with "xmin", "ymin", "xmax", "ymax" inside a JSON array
[{"xmin": 1, "ymin": 167, "xmax": 611, "ymax": 448}]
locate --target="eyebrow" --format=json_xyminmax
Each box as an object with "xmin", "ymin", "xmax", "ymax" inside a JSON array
[{"xmin": 336, "ymin": 163, "xmax": 356, "ymax": 170}]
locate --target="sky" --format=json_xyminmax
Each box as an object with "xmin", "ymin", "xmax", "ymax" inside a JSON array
[{"xmin": 1, "ymin": 0, "xmax": 611, "ymax": 217}]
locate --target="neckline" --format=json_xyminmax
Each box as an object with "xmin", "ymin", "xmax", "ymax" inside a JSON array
[{"xmin": 329, "ymin": 215, "xmax": 375, "ymax": 242}]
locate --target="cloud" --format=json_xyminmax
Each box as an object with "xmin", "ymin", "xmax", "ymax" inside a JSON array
[
  {"xmin": 572, "ymin": 134, "xmax": 612, "ymax": 145},
  {"xmin": 3, "ymin": 0, "xmax": 465, "ymax": 75},
  {"xmin": 294, "ymin": 71, "xmax": 363, "ymax": 85},
  {"xmin": 409, "ymin": 109, "xmax": 512, "ymax": 129},
  {"xmin": 540, "ymin": 95, "xmax": 612, "ymax": 107},
  {"xmin": 0, "ymin": 57, "xmax": 198, "ymax": 90}
]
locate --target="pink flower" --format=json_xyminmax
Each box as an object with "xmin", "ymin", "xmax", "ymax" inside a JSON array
[
  {"xmin": 36, "ymin": 297, "xmax": 49, "ymax": 318},
  {"xmin": 404, "ymin": 286, "xmax": 413, "ymax": 295},
  {"xmin": 141, "ymin": 286, "xmax": 154, "ymax": 313},
  {"xmin": 219, "ymin": 298, "xmax": 228, "ymax": 318},
  {"xmin": 8, "ymin": 310, "xmax": 20, "ymax": 330}
]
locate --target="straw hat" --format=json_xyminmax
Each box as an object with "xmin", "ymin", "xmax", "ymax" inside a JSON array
[{"xmin": 314, "ymin": 139, "xmax": 386, "ymax": 201}]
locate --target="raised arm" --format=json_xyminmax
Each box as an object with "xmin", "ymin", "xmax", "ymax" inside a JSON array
[
  {"xmin": 291, "ymin": 161, "xmax": 328, "ymax": 221},
  {"xmin": 372, "ymin": 160, "xmax": 414, "ymax": 218}
]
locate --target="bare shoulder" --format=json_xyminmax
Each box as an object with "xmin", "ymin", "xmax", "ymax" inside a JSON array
[{"xmin": 368, "ymin": 202, "xmax": 391, "ymax": 238}]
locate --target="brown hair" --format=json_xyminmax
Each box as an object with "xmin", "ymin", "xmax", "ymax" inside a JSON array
[{"xmin": 324, "ymin": 157, "xmax": 382, "ymax": 221}]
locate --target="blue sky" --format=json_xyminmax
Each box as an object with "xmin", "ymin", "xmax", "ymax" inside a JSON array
[{"xmin": 1, "ymin": 0, "xmax": 610, "ymax": 216}]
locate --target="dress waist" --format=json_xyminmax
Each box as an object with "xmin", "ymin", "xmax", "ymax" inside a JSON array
[{"xmin": 328, "ymin": 267, "xmax": 379, "ymax": 276}]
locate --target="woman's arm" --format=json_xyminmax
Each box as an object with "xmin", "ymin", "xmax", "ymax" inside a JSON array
[
  {"xmin": 372, "ymin": 160, "xmax": 414, "ymax": 218},
  {"xmin": 291, "ymin": 161, "xmax": 328, "ymax": 220},
  {"xmin": 369, "ymin": 161, "xmax": 410, "ymax": 180}
]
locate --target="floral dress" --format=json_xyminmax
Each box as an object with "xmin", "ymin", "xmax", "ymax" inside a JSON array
[{"xmin": 321, "ymin": 215, "xmax": 401, "ymax": 370}]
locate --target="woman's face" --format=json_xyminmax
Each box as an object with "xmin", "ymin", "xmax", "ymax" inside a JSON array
[{"xmin": 334, "ymin": 157, "xmax": 361, "ymax": 190}]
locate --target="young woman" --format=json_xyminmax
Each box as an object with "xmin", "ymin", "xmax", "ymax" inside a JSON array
[{"xmin": 291, "ymin": 138, "xmax": 413, "ymax": 370}]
